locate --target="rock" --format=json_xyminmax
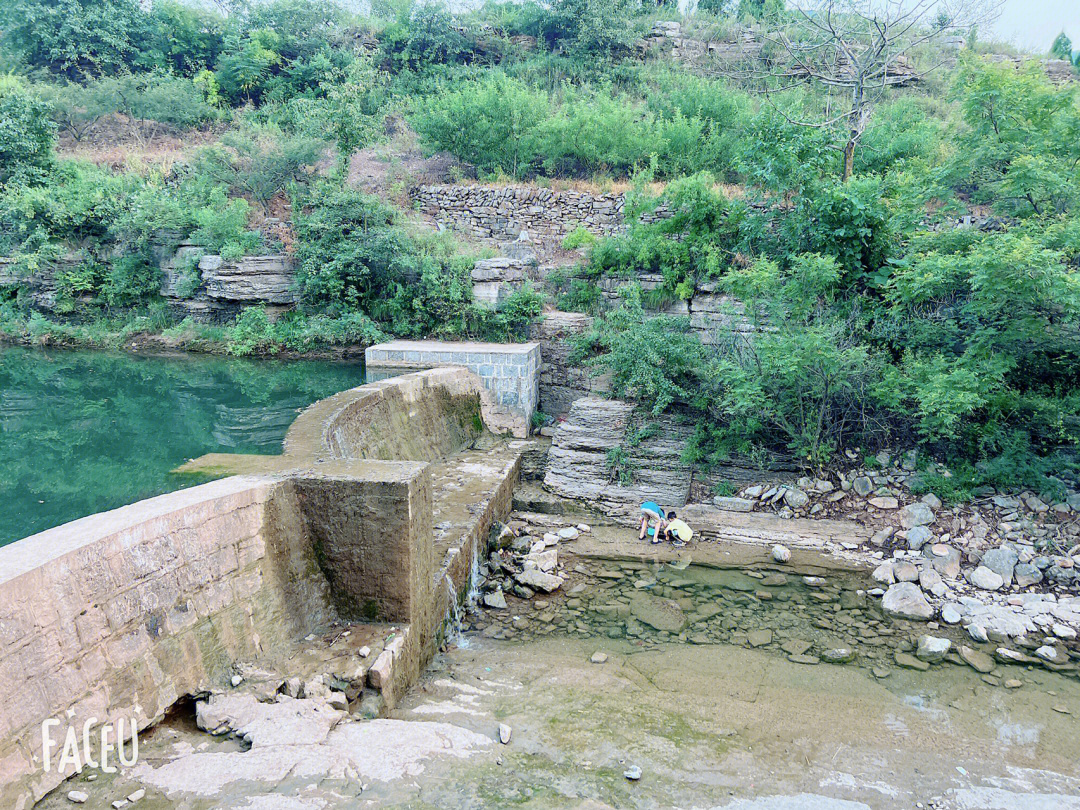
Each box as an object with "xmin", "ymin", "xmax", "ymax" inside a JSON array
[
  {"xmin": 590, "ymin": 651, "xmax": 609, "ymax": 664},
  {"xmin": 901, "ymin": 502, "xmax": 936, "ymax": 528},
  {"xmin": 919, "ymin": 568, "xmax": 943, "ymax": 595},
  {"xmin": 747, "ymin": 629, "xmax": 773, "ymax": 647},
  {"xmin": 1014, "ymin": 563, "xmax": 1043, "ymax": 587},
  {"xmin": 921, "ymin": 493, "xmax": 943, "ymax": 510},
  {"xmin": 916, "ymin": 635, "xmax": 951, "ymax": 662},
  {"xmin": 870, "ymin": 526, "xmax": 896, "ymax": 546},
  {"xmin": 968, "ymin": 565, "xmax": 1004, "ymax": 591},
  {"xmin": 821, "ymin": 647, "xmax": 856, "ymax": 664},
  {"xmin": 1004, "ymin": 678, "xmax": 1023, "ymax": 689},
  {"xmin": 557, "ymin": 527, "xmax": 579, "ymax": 540},
  {"xmin": 1052, "ymin": 623, "xmax": 1077, "ymax": 640},
  {"xmin": 358, "ymin": 691, "xmax": 384, "ymax": 719},
  {"xmin": 483, "ymin": 589, "xmax": 507, "ymax": 609},
  {"xmin": 881, "ymin": 582, "xmax": 934, "ymax": 620},
  {"xmin": 967, "ymin": 623, "xmax": 989, "ymax": 643},
  {"xmin": 515, "ymin": 568, "xmax": 563, "ymax": 593},
  {"xmin": 869, "ymin": 496, "xmax": 899, "ymax": 509},
  {"xmin": 1035, "ymin": 645, "xmax": 1060, "ymax": 662},
  {"xmin": 781, "ymin": 639, "xmax": 813, "ymax": 656},
  {"xmin": 127, "ymin": 790, "xmax": 145, "ymax": 803},
  {"xmin": 893, "ymin": 561, "xmax": 919, "ymax": 582},
  {"xmin": 941, "ymin": 603, "xmax": 963, "ymax": 624},
  {"xmin": 67, "ymin": 792, "xmax": 89, "ymax": 804},
  {"xmin": 230, "ymin": 674, "xmax": 244, "ymax": 687},
  {"xmin": 925, "ymin": 544, "xmax": 961, "ymax": 578},
  {"xmin": 629, "ymin": 593, "xmax": 686, "ymax": 632},
  {"xmin": 784, "ymin": 488, "xmax": 809, "ymax": 509},
  {"xmin": 958, "ymin": 645, "xmax": 995, "ymax": 674},
  {"xmin": 624, "ymin": 765, "xmax": 642, "ymax": 781},
  {"xmin": 852, "ymin": 476, "xmax": 874, "ymax": 496},
  {"xmin": 499, "ymin": 723, "xmax": 512, "ymax": 744},
  {"xmin": 771, "ymin": 544, "xmax": 791, "ymax": 563},
  {"xmin": 906, "ymin": 526, "xmax": 933, "ymax": 551},
  {"xmin": 525, "ymin": 548, "xmax": 559, "ymax": 573},
  {"xmin": 714, "ymin": 496, "xmax": 754, "ymax": 512},
  {"xmin": 980, "ymin": 546, "xmax": 1019, "ymax": 585},
  {"xmin": 872, "ymin": 562, "xmax": 895, "ymax": 584},
  {"xmin": 895, "ymin": 651, "xmax": 930, "ymax": 670},
  {"xmin": 358, "ymin": 646, "xmax": 371, "ymax": 658}
]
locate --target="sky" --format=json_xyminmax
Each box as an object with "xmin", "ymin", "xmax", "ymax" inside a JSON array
[{"xmin": 989, "ymin": 0, "xmax": 1080, "ymax": 53}]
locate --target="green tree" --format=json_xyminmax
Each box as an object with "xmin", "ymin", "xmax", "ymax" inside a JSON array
[
  {"xmin": 1050, "ymin": 31, "xmax": 1073, "ymax": 62},
  {"xmin": 951, "ymin": 57, "xmax": 1080, "ymax": 216},
  {"xmin": 1, "ymin": 0, "xmax": 148, "ymax": 79},
  {"xmin": 0, "ymin": 77, "xmax": 56, "ymax": 186}
]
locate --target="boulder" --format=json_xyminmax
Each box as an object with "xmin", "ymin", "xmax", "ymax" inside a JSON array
[
  {"xmin": 980, "ymin": 546, "xmax": 1019, "ymax": 585},
  {"xmin": 629, "ymin": 592, "xmax": 687, "ymax": 632},
  {"xmin": 852, "ymin": 476, "xmax": 874, "ymax": 496},
  {"xmin": 958, "ymin": 644, "xmax": 995, "ymax": 673},
  {"xmin": 968, "ymin": 565, "xmax": 1004, "ymax": 591},
  {"xmin": 916, "ymin": 635, "xmax": 951, "ymax": 662},
  {"xmin": 901, "ymin": 502, "xmax": 935, "ymax": 528},
  {"xmin": 783, "ymin": 488, "xmax": 809, "ymax": 509},
  {"xmin": 881, "ymin": 582, "xmax": 934, "ymax": 621},
  {"xmin": 771, "ymin": 544, "xmax": 791, "ymax": 563},
  {"xmin": 906, "ymin": 526, "xmax": 933, "ymax": 551},
  {"xmin": 515, "ymin": 568, "xmax": 564, "ymax": 593},
  {"xmin": 714, "ymin": 496, "xmax": 754, "ymax": 512},
  {"xmin": 1014, "ymin": 562, "xmax": 1043, "ymax": 587}
]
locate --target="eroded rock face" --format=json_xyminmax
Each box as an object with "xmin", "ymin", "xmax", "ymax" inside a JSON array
[{"xmin": 543, "ymin": 397, "xmax": 692, "ymax": 515}]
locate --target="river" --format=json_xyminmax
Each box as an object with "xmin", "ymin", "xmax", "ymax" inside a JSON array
[{"xmin": 0, "ymin": 346, "xmax": 365, "ymax": 545}]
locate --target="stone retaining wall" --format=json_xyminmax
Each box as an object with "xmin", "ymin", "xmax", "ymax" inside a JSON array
[{"xmin": 411, "ymin": 184, "xmax": 626, "ymax": 243}]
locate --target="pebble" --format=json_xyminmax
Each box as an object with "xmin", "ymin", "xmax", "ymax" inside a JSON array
[
  {"xmin": 67, "ymin": 792, "xmax": 88, "ymax": 804},
  {"xmin": 1004, "ymin": 679, "xmax": 1024, "ymax": 689},
  {"xmin": 771, "ymin": 544, "xmax": 791, "ymax": 563},
  {"xmin": 499, "ymin": 723, "xmax": 512, "ymax": 744},
  {"xmin": 624, "ymin": 765, "xmax": 642, "ymax": 780},
  {"xmin": 230, "ymin": 675, "xmax": 243, "ymax": 687},
  {"xmin": 358, "ymin": 646, "xmax": 371, "ymax": 658},
  {"xmin": 590, "ymin": 651, "xmax": 609, "ymax": 664},
  {"xmin": 1052, "ymin": 705, "xmax": 1071, "ymax": 715},
  {"xmin": 127, "ymin": 790, "xmax": 145, "ymax": 803}
]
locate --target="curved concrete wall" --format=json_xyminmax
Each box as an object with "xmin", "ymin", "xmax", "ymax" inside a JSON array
[{"xmin": 0, "ymin": 367, "xmax": 502, "ymax": 809}]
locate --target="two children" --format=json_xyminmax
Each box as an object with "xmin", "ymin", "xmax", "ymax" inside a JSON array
[{"xmin": 638, "ymin": 501, "xmax": 694, "ymax": 548}]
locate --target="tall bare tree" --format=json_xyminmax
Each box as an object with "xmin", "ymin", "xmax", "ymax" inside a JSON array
[{"xmin": 735, "ymin": 0, "xmax": 1000, "ymax": 181}]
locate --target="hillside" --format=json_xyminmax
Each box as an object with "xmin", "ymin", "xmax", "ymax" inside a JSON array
[{"xmin": 2, "ymin": 0, "xmax": 1080, "ymax": 498}]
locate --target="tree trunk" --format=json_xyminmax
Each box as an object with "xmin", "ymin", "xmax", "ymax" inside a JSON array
[{"xmin": 842, "ymin": 137, "xmax": 856, "ymax": 182}]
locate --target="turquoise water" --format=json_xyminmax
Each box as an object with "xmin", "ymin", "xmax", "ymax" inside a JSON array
[{"xmin": 0, "ymin": 346, "xmax": 365, "ymax": 545}]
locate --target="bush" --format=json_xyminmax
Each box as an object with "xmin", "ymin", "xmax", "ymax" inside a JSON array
[{"xmin": 192, "ymin": 128, "xmax": 325, "ymax": 209}]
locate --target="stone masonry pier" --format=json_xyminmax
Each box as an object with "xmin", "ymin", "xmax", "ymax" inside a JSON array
[
  {"xmin": 365, "ymin": 340, "xmax": 540, "ymax": 437},
  {"xmin": 0, "ymin": 366, "xmax": 524, "ymax": 808}
]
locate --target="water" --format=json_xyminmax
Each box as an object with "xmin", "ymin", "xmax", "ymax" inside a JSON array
[
  {"xmin": 0, "ymin": 346, "xmax": 365, "ymax": 544},
  {"xmin": 470, "ymin": 556, "xmax": 1080, "ymax": 687}
]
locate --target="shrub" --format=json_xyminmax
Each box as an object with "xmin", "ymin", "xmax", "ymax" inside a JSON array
[{"xmin": 193, "ymin": 128, "xmax": 324, "ymax": 210}]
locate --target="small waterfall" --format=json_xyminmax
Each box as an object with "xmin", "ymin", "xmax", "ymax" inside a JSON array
[
  {"xmin": 442, "ymin": 535, "xmax": 484, "ymax": 650},
  {"xmin": 443, "ymin": 571, "xmax": 465, "ymax": 647}
]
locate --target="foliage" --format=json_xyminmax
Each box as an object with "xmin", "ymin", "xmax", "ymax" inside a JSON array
[
  {"xmin": 950, "ymin": 57, "xmax": 1080, "ymax": 216},
  {"xmin": 0, "ymin": 77, "xmax": 55, "ymax": 186},
  {"xmin": 192, "ymin": 128, "xmax": 324, "ymax": 210},
  {"xmin": 2, "ymin": 0, "xmax": 148, "ymax": 79}
]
